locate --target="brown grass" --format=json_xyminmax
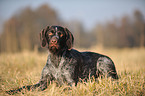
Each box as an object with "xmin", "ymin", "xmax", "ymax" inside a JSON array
[{"xmin": 0, "ymin": 48, "xmax": 145, "ymax": 96}]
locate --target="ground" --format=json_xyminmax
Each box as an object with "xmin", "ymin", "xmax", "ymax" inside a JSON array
[{"xmin": 0, "ymin": 48, "xmax": 145, "ymax": 96}]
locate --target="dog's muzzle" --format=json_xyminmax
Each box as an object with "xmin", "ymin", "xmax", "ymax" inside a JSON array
[{"xmin": 49, "ymin": 36, "xmax": 59, "ymax": 49}]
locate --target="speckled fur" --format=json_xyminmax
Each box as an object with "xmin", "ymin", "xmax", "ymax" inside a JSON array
[{"xmin": 6, "ymin": 26, "xmax": 118, "ymax": 95}]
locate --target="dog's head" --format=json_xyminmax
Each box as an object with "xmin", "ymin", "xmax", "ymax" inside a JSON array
[{"xmin": 40, "ymin": 26, "xmax": 74, "ymax": 54}]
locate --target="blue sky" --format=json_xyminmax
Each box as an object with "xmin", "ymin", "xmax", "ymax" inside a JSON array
[{"xmin": 0, "ymin": 0, "xmax": 145, "ymax": 31}]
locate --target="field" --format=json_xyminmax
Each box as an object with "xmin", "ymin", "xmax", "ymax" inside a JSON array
[{"xmin": 0, "ymin": 48, "xmax": 145, "ymax": 96}]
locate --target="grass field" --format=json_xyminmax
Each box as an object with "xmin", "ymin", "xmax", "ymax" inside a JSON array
[{"xmin": 0, "ymin": 48, "xmax": 145, "ymax": 96}]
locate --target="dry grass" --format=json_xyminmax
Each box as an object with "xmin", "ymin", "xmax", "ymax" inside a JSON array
[{"xmin": 0, "ymin": 48, "xmax": 145, "ymax": 96}]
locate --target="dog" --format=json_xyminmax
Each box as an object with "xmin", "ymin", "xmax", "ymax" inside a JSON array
[{"xmin": 6, "ymin": 26, "xmax": 118, "ymax": 95}]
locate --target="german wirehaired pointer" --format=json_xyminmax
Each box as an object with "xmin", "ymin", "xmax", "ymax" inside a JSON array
[{"xmin": 6, "ymin": 26, "xmax": 118, "ymax": 95}]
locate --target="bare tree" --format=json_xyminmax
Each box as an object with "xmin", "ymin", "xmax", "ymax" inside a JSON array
[{"xmin": 134, "ymin": 10, "xmax": 145, "ymax": 48}]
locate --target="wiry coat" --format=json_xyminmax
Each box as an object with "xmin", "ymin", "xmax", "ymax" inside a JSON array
[{"xmin": 6, "ymin": 26, "xmax": 118, "ymax": 95}]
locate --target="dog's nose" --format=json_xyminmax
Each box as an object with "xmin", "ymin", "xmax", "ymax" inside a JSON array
[
  {"xmin": 50, "ymin": 37, "xmax": 58, "ymax": 44},
  {"xmin": 51, "ymin": 39, "xmax": 57, "ymax": 43}
]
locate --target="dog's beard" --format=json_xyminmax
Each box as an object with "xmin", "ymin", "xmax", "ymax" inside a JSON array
[{"xmin": 48, "ymin": 44, "xmax": 60, "ymax": 54}]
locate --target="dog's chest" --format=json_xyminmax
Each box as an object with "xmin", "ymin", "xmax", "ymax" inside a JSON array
[
  {"xmin": 47, "ymin": 55, "xmax": 74, "ymax": 84},
  {"xmin": 49, "ymin": 63, "xmax": 67, "ymax": 79}
]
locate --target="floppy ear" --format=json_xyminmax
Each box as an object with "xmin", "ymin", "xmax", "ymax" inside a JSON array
[
  {"xmin": 64, "ymin": 28, "xmax": 74, "ymax": 50},
  {"xmin": 40, "ymin": 29, "xmax": 46, "ymax": 47},
  {"xmin": 40, "ymin": 26, "xmax": 51, "ymax": 48}
]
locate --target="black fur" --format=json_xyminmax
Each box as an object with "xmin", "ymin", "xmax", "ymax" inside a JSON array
[{"xmin": 6, "ymin": 26, "xmax": 118, "ymax": 95}]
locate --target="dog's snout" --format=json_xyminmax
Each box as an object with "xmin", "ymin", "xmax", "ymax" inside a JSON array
[
  {"xmin": 50, "ymin": 37, "xmax": 58, "ymax": 44},
  {"xmin": 51, "ymin": 39, "xmax": 57, "ymax": 43}
]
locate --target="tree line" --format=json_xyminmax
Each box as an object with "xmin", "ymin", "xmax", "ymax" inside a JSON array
[
  {"xmin": 0, "ymin": 4, "xmax": 144, "ymax": 53},
  {"xmin": 92, "ymin": 10, "xmax": 145, "ymax": 48}
]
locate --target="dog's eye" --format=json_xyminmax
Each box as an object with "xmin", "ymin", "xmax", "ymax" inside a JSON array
[
  {"xmin": 60, "ymin": 34, "xmax": 63, "ymax": 37},
  {"xmin": 57, "ymin": 32, "xmax": 63, "ymax": 37},
  {"xmin": 48, "ymin": 32, "xmax": 53, "ymax": 36}
]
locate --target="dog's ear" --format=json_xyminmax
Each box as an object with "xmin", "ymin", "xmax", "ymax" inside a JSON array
[
  {"xmin": 64, "ymin": 28, "xmax": 74, "ymax": 50},
  {"xmin": 40, "ymin": 29, "xmax": 46, "ymax": 47},
  {"xmin": 40, "ymin": 26, "xmax": 51, "ymax": 48}
]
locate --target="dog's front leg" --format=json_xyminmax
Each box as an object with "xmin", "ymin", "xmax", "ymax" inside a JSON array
[
  {"xmin": 6, "ymin": 65, "xmax": 53, "ymax": 95},
  {"xmin": 6, "ymin": 74, "xmax": 53, "ymax": 95},
  {"xmin": 5, "ymin": 83, "xmax": 40, "ymax": 95}
]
